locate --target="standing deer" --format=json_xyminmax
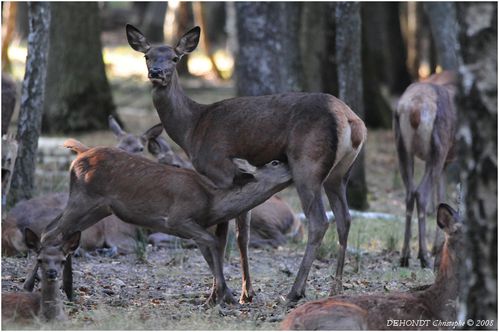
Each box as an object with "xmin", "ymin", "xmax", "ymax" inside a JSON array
[
  {"xmin": 29, "ymin": 139, "xmax": 291, "ymax": 305},
  {"xmin": 126, "ymin": 24, "xmax": 367, "ymax": 302},
  {"xmin": 394, "ymin": 71, "xmax": 457, "ymax": 268},
  {"xmin": 2, "ymin": 228, "xmax": 80, "ymax": 323},
  {"xmin": 280, "ymin": 204, "xmax": 464, "ymax": 330}
]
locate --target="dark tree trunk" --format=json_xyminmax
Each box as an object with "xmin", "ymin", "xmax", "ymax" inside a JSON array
[
  {"xmin": 424, "ymin": 2, "xmax": 459, "ymax": 70},
  {"xmin": 9, "ymin": 2, "xmax": 51, "ymax": 205},
  {"xmin": 15, "ymin": 1, "xmax": 29, "ymax": 40},
  {"xmin": 142, "ymin": 2, "xmax": 167, "ymax": 43},
  {"xmin": 42, "ymin": 2, "xmax": 116, "ymax": 134},
  {"xmin": 456, "ymin": 3, "xmax": 497, "ymax": 327},
  {"xmin": 300, "ymin": 2, "xmax": 328, "ymax": 92},
  {"xmin": 234, "ymin": 2, "xmax": 303, "ymax": 96},
  {"xmin": 362, "ymin": 2, "xmax": 412, "ymax": 128},
  {"xmin": 335, "ymin": 2, "xmax": 368, "ymax": 210}
]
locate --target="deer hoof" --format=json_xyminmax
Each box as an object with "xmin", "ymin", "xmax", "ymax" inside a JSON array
[
  {"xmin": 286, "ymin": 289, "xmax": 305, "ymax": 304},
  {"xmin": 419, "ymin": 256, "xmax": 433, "ymax": 269},
  {"xmin": 329, "ymin": 277, "xmax": 343, "ymax": 296},
  {"xmin": 239, "ymin": 290, "xmax": 256, "ymax": 304}
]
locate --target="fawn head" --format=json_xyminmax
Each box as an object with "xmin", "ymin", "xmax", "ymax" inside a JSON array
[
  {"xmin": 24, "ymin": 228, "xmax": 80, "ymax": 283},
  {"xmin": 109, "ymin": 115, "xmax": 163, "ymax": 155},
  {"xmin": 233, "ymin": 158, "xmax": 292, "ymax": 185},
  {"xmin": 126, "ymin": 24, "xmax": 200, "ymax": 86},
  {"xmin": 436, "ymin": 203, "xmax": 465, "ymax": 276}
]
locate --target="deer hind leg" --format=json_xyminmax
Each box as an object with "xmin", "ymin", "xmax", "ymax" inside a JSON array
[
  {"xmin": 286, "ymin": 166, "xmax": 329, "ymax": 302},
  {"xmin": 207, "ymin": 222, "xmax": 231, "ymax": 304},
  {"xmin": 235, "ymin": 211, "xmax": 255, "ymax": 304},
  {"xmin": 415, "ymin": 155, "xmax": 446, "ymax": 269},
  {"xmin": 432, "ymin": 170, "xmax": 446, "ymax": 264},
  {"xmin": 395, "ymin": 119, "xmax": 416, "ymax": 267},
  {"xmin": 323, "ymin": 157, "xmax": 356, "ymax": 296},
  {"xmin": 165, "ymin": 217, "xmax": 236, "ymax": 306}
]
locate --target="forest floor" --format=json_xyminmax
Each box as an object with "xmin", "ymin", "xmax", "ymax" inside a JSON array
[{"xmin": 2, "ymin": 43, "xmax": 460, "ymax": 330}]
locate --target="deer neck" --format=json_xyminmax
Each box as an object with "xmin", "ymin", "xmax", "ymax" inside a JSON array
[
  {"xmin": 423, "ymin": 242, "xmax": 460, "ymax": 320},
  {"xmin": 40, "ymin": 280, "xmax": 64, "ymax": 321},
  {"xmin": 152, "ymin": 71, "xmax": 201, "ymax": 153},
  {"xmin": 210, "ymin": 179, "xmax": 291, "ymax": 222}
]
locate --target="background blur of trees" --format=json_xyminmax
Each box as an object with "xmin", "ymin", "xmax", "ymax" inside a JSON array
[{"xmin": 1, "ymin": 2, "xmax": 496, "ymax": 324}]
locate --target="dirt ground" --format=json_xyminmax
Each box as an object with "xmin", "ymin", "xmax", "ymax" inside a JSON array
[{"xmin": 2, "ymin": 42, "xmax": 457, "ymax": 330}]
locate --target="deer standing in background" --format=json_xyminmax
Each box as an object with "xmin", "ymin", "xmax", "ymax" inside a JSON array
[
  {"xmin": 280, "ymin": 204, "xmax": 464, "ymax": 330},
  {"xmin": 27, "ymin": 139, "xmax": 291, "ymax": 305},
  {"xmin": 394, "ymin": 71, "xmax": 457, "ymax": 268},
  {"xmin": 126, "ymin": 24, "xmax": 367, "ymax": 302},
  {"xmin": 2, "ymin": 228, "xmax": 80, "ymax": 323}
]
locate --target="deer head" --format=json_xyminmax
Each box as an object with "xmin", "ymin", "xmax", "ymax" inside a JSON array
[
  {"xmin": 24, "ymin": 228, "xmax": 80, "ymax": 284},
  {"xmin": 126, "ymin": 24, "xmax": 200, "ymax": 86},
  {"xmin": 108, "ymin": 115, "xmax": 163, "ymax": 155}
]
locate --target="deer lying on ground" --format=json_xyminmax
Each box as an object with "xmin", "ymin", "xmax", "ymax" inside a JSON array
[
  {"xmin": 27, "ymin": 139, "xmax": 291, "ymax": 305},
  {"xmin": 394, "ymin": 70, "xmax": 457, "ymax": 268},
  {"xmin": 2, "ymin": 228, "xmax": 80, "ymax": 323},
  {"xmin": 126, "ymin": 24, "xmax": 367, "ymax": 302},
  {"xmin": 2, "ymin": 134, "xmax": 18, "ymax": 210},
  {"xmin": 146, "ymin": 132, "xmax": 303, "ymax": 248},
  {"xmin": 280, "ymin": 204, "xmax": 463, "ymax": 330}
]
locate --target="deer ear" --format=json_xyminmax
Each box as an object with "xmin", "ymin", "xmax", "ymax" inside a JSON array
[
  {"xmin": 126, "ymin": 24, "xmax": 151, "ymax": 53},
  {"xmin": 437, "ymin": 204, "xmax": 459, "ymax": 234},
  {"xmin": 147, "ymin": 138, "xmax": 162, "ymax": 157},
  {"xmin": 142, "ymin": 123, "xmax": 164, "ymax": 141},
  {"xmin": 175, "ymin": 26, "xmax": 200, "ymax": 55},
  {"xmin": 108, "ymin": 115, "xmax": 126, "ymax": 137},
  {"xmin": 24, "ymin": 228, "xmax": 41, "ymax": 252},
  {"xmin": 232, "ymin": 158, "xmax": 257, "ymax": 175},
  {"xmin": 62, "ymin": 232, "xmax": 81, "ymax": 255}
]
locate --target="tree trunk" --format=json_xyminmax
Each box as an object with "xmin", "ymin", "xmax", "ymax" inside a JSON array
[
  {"xmin": 335, "ymin": 2, "xmax": 368, "ymax": 210},
  {"xmin": 234, "ymin": 2, "xmax": 303, "ymax": 96},
  {"xmin": 300, "ymin": 2, "xmax": 328, "ymax": 92},
  {"xmin": 142, "ymin": 2, "xmax": 167, "ymax": 43},
  {"xmin": 42, "ymin": 2, "xmax": 116, "ymax": 134},
  {"xmin": 9, "ymin": 2, "xmax": 51, "ymax": 205},
  {"xmin": 456, "ymin": 3, "xmax": 497, "ymax": 327},
  {"xmin": 424, "ymin": 2, "xmax": 459, "ymax": 70}
]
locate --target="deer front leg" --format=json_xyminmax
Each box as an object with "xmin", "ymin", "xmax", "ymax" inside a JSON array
[
  {"xmin": 207, "ymin": 222, "xmax": 230, "ymax": 304},
  {"xmin": 236, "ymin": 211, "xmax": 255, "ymax": 304},
  {"xmin": 63, "ymin": 255, "xmax": 73, "ymax": 301}
]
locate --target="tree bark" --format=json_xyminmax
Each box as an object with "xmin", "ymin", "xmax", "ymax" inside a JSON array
[
  {"xmin": 456, "ymin": 3, "xmax": 497, "ymax": 327},
  {"xmin": 424, "ymin": 2, "xmax": 459, "ymax": 70},
  {"xmin": 142, "ymin": 2, "xmax": 168, "ymax": 43},
  {"xmin": 9, "ymin": 2, "xmax": 51, "ymax": 205},
  {"xmin": 42, "ymin": 2, "xmax": 116, "ymax": 133},
  {"xmin": 234, "ymin": 2, "xmax": 303, "ymax": 96},
  {"xmin": 335, "ymin": 2, "xmax": 368, "ymax": 210}
]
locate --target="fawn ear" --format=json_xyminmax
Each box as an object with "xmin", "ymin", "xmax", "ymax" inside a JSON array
[
  {"xmin": 232, "ymin": 158, "xmax": 257, "ymax": 175},
  {"xmin": 62, "ymin": 232, "xmax": 81, "ymax": 255},
  {"xmin": 24, "ymin": 228, "xmax": 41, "ymax": 252},
  {"xmin": 108, "ymin": 115, "xmax": 126, "ymax": 137},
  {"xmin": 175, "ymin": 26, "xmax": 200, "ymax": 55},
  {"xmin": 437, "ymin": 204, "xmax": 459, "ymax": 234},
  {"xmin": 142, "ymin": 123, "xmax": 163, "ymax": 141},
  {"xmin": 126, "ymin": 24, "xmax": 151, "ymax": 53}
]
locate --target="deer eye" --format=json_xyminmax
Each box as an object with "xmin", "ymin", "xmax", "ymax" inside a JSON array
[
  {"xmin": 37, "ymin": 258, "xmax": 43, "ymax": 263},
  {"xmin": 144, "ymin": 55, "xmax": 149, "ymax": 61},
  {"xmin": 172, "ymin": 56, "xmax": 179, "ymax": 63},
  {"xmin": 271, "ymin": 160, "xmax": 280, "ymax": 166}
]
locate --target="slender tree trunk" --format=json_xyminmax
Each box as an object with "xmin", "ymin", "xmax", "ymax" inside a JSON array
[
  {"xmin": 9, "ymin": 2, "xmax": 51, "ymax": 205},
  {"xmin": 456, "ymin": 3, "xmax": 497, "ymax": 327},
  {"xmin": 234, "ymin": 2, "xmax": 303, "ymax": 96},
  {"xmin": 424, "ymin": 2, "xmax": 459, "ymax": 70},
  {"xmin": 335, "ymin": 2, "xmax": 368, "ymax": 210},
  {"xmin": 42, "ymin": 2, "xmax": 116, "ymax": 133}
]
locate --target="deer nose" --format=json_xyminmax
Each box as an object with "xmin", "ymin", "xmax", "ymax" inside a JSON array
[
  {"xmin": 149, "ymin": 68, "xmax": 162, "ymax": 78},
  {"xmin": 46, "ymin": 269, "xmax": 58, "ymax": 279}
]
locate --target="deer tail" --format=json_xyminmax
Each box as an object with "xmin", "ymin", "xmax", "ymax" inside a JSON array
[{"xmin": 63, "ymin": 139, "xmax": 89, "ymax": 154}]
